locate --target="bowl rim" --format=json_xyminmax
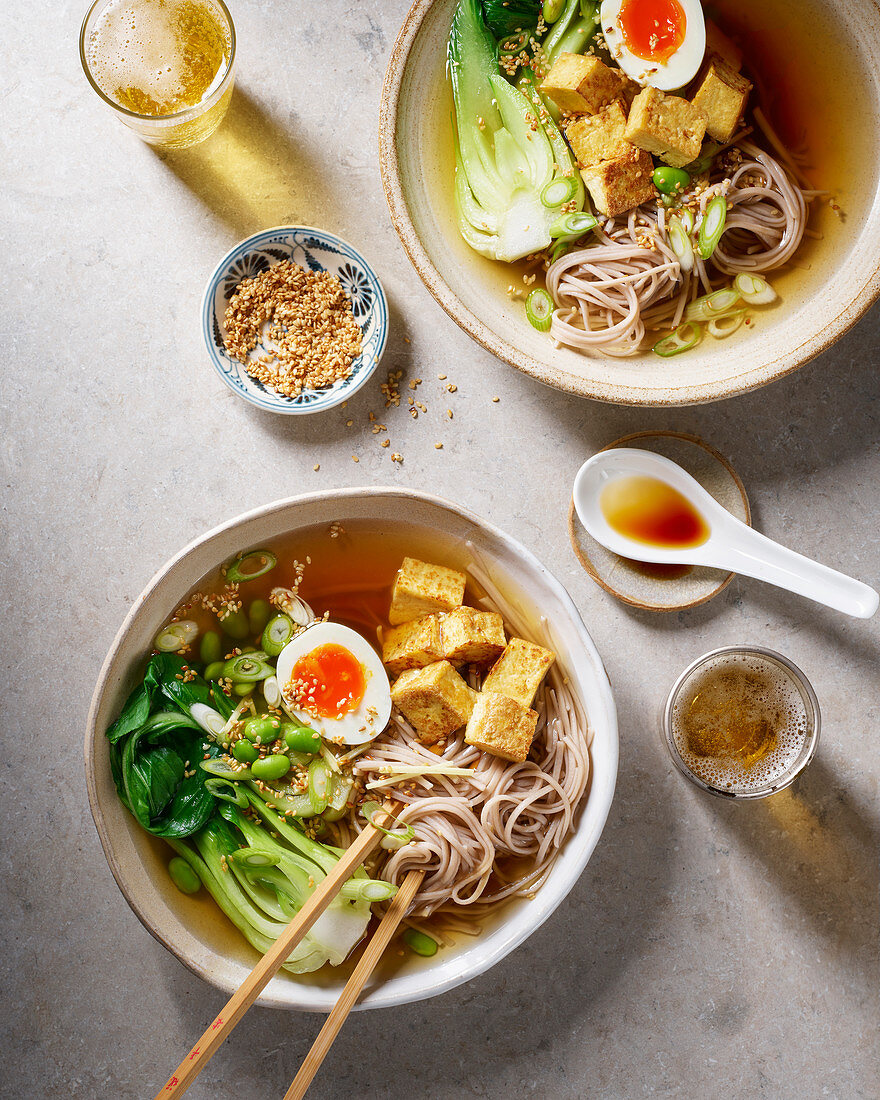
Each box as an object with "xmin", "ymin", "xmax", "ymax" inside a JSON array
[
  {"xmin": 200, "ymin": 224, "xmax": 389, "ymax": 416},
  {"xmin": 378, "ymin": 0, "xmax": 880, "ymax": 407},
  {"xmin": 84, "ymin": 488, "xmax": 619, "ymax": 1011}
]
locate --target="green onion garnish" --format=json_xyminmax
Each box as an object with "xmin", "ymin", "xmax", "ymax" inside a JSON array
[
  {"xmin": 684, "ymin": 286, "xmax": 741, "ymax": 324},
  {"xmin": 540, "ymin": 176, "xmax": 577, "ymax": 208},
  {"xmin": 733, "ymin": 273, "xmax": 778, "ymax": 305},
  {"xmin": 362, "ymin": 800, "xmax": 416, "ymax": 850},
  {"xmin": 707, "ymin": 310, "xmax": 746, "ymax": 338},
  {"xmin": 652, "ymin": 322, "xmax": 703, "ymax": 358},
  {"xmin": 697, "ymin": 195, "xmax": 727, "ymax": 259},
  {"xmin": 225, "ymin": 549, "xmax": 277, "ymax": 584},
  {"xmin": 550, "ymin": 211, "xmax": 597, "ymax": 239},
  {"xmin": 154, "ymin": 620, "xmax": 199, "ymax": 652},
  {"xmin": 667, "ymin": 215, "xmax": 694, "ymax": 274},
  {"xmin": 261, "ymin": 614, "xmax": 294, "ymax": 657},
  {"xmin": 307, "ymin": 758, "xmax": 332, "ymax": 814},
  {"xmin": 222, "ymin": 654, "xmax": 275, "ymax": 683},
  {"xmin": 200, "ymin": 758, "xmax": 252, "ymax": 780},
  {"xmin": 525, "ymin": 288, "xmax": 554, "ymax": 332}
]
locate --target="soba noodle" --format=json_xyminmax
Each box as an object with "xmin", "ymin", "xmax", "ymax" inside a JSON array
[
  {"xmin": 332, "ymin": 564, "xmax": 593, "ymax": 932},
  {"xmin": 545, "ymin": 140, "xmax": 811, "ymax": 357}
]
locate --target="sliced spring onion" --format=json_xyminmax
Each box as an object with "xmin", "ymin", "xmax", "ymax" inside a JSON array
[
  {"xmin": 525, "ymin": 288, "xmax": 554, "ymax": 332},
  {"xmin": 307, "ymin": 758, "xmax": 332, "ymax": 815},
  {"xmin": 320, "ymin": 744, "xmax": 342, "ymax": 774},
  {"xmin": 402, "ymin": 928, "xmax": 438, "ymax": 957},
  {"xmin": 222, "ymin": 654, "xmax": 274, "ymax": 683},
  {"xmin": 270, "ymin": 588, "xmax": 316, "ymax": 627},
  {"xmin": 667, "ymin": 215, "xmax": 694, "ymax": 274},
  {"xmin": 329, "ymin": 775, "xmax": 355, "ymax": 813},
  {"xmin": 679, "ymin": 208, "xmax": 695, "ymax": 234},
  {"xmin": 684, "ymin": 286, "xmax": 741, "ymax": 324},
  {"xmin": 153, "ymin": 620, "xmax": 199, "ymax": 652},
  {"xmin": 262, "ymin": 614, "xmax": 294, "ymax": 657},
  {"xmin": 540, "ymin": 175, "xmax": 577, "ymax": 208},
  {"xmin": 225, "ymin": 549, "xmax": 277, "ymax": 584},
  {"xmin": 200, "ymin": 757, "xmax": 252, "ymax": 780},
  {"xmin": 361, "ymin": 800, "xmax": 416, "ymax": 850},
  {"xmin": 652, "ymin": 322, "xmax": 703, "ymax": 358},
  {"xmin": 708, "ymin": 310, "xmax": 747, "ymax": 338},
  {"xmin": 262, "ymin": 674, "xmax": 281, "ymax": 707},
  {"xmin": 697, "ymin": 195, "xmax": 727, "ymax": 259},
  {"xmin": 249, "ymin": 782, "xmax": 315, "ymax": 818},
  {"xmin": 733, "ymin": 273, "xmax": 778, "ymax": 305},
  {"xmin": 204, "ymin": 777, "xmax": 250, "ymax": 806},
  {"xmin": 550, "ymin": 211, "xmax": 598, "ymax": 238},
  {"xmin": 340, "ymin": 879, "xmax": 398, "ymax": 903}
]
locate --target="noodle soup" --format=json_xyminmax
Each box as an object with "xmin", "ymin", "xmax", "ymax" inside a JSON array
[{"xmin": 103, "ymin": 518, "xmax": 594, "ymax": 987}]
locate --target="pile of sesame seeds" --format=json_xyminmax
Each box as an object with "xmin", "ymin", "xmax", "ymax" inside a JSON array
[{"xmin": 223, "ymin": 260, "xmax": 362, "ymax": 398}]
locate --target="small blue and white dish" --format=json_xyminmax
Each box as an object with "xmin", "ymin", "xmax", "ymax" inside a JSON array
[{"xmin": 201, "ymin": 225, "xmax": 388, "ymax": 415}]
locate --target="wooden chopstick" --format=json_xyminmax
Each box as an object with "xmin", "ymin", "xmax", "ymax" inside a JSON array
[
  {"xmin": 154, "ymin": 801, "xmax": 401, "ymax": 1099},
  {"xmin": 282, "ymin": 867, "xmax": 426, "ymax": 1100}
]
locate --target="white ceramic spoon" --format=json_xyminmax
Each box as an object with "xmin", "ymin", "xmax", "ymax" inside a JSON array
[{"xmin": 573, "ymin": 448, "xmax": 879, "ymax": 619}]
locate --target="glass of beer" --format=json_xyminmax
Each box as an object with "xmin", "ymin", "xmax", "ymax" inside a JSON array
[
  {"xmin": 80, "ymin": 0, "xmax": 236, "ymax": 149},
  {"xmin": 663, "ymin": 646, "xmax": 820, "ymax": 799}
]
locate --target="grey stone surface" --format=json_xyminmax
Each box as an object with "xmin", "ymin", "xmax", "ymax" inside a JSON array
[{"xmin": 1, "ymin": 2, "xmax": 878, "ymax": 1098}]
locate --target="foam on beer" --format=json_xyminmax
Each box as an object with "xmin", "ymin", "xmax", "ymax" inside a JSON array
[{"xmin": 86, "ymin": 0, "xmax": 230, "ymax": 116}]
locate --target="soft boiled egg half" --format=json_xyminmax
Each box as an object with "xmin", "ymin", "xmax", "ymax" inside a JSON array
[
  {"xmin": 601, "ymin": 0, "xmax": 705, "ymax": 90},
  {"xmin": 275, "ymin": 622, "xmax": 392, "ymax": 746}
]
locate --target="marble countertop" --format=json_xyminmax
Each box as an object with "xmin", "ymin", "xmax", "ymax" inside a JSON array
[{"xmin": 2, "ymin": 2, "xmax": 877, "ymax": 1097}]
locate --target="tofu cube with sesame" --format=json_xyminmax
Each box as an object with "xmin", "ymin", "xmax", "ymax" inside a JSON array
[
  {"xmin": 382, "ymin": 615, "xmax": 443, "ymax": 676},
  {"xmin": 540, "ymin": 53, "xmax": 630, "ymax": 115},
  {"xmin": 625, "ymin": 87, "xmax": 707, "ymax": 168},
  {"xmin": 704, "ymin": 19, "xmax": 743, "ymax": 72},
  {"xmin": 691, "ymin": 61, "xmax": 752, "ymax": 144},
  {"xmin": 464, "ymin": 692, "xmax": 538, "ymax": 763},
  {"xmin": 566, "ymin": 101, "xmax": 632, "ymax": 168},
  {"xmin": 580, "ymin": 147, "xmax": 657, "ymax": 217},
  {"xmin": 391, "ymin": 660, "xmax": 478, "ymax": 745},
  {"xmin": 389, "ymin": 557, "xmax": 466, "ymax": 626},
  {"xmin": 482, "ymin": 637, "xmax": 556, "ymax": 709},
  {"xmin": 440, "ymin": 607, "xmax": 506, "ymax": 666}
]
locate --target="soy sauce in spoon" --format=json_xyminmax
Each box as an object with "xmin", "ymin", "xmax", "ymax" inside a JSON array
[{"xmin": 600, "ymin": 475, "xmax": 710, "ymax": 550}]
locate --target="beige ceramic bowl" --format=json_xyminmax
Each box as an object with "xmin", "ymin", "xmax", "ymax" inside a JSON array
[
  {"xmin": 380, "ymin": 0, "xmax": 880, "ymax": 405},
  {"xmin": 85, "ymin": 490, "xmax": 618, "ymax": 1011}
]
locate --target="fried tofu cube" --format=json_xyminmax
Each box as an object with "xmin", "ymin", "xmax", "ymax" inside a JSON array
[
  {"xmin": 691, "ymin": 61, "xmax": 751, "ymax": 143},
  {"xmin": 580, "ymin": 147, "xmax": 657, "ymax": 217},
  {"xmin": 464, "ymin": 693, "xmax": 538, "ymax": 763},
  {"xmin": 566, "ymin": 101, "xmax": 632, "ymax": 168},
  {"xmin": 625, "ymin": 87, "xmax": 707, "ymax": 168},
  {"xmin": 440, "ymin": 607, "xmax": 506, "ymax": 666},
  {"xmin": 704, "ymin": 19, "xmax": 743, "ymax": 72},
  {"xmin": 381, "ymin": 615, "xmax": 443, "ymax": 676},
  {"xmin": 482, "ymin": 637, "xmax": 556, "ymax": 708},
  {"xmin": 391, "ymin": 661, "xmax": 477, "ymax": 744},
  {"xmin": 540, "ymin": 53, "xmax": 628, "ymax": 115},
  {"xmin": 389, "ymin": 557, "xmax": 466, "ymax": 626}
]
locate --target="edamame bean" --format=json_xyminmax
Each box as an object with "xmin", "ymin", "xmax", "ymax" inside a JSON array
[
  {"xmin": 204, "ymin": 660, "xmax": 226, "ymax": 681},
  {"xmin": 168, "ymin": 857, "xmax": 201, "ymax": 895},
  {"xmin": 199, "ymin": 630, "xmax": 222, "ymax": 665},
  {"xmin": 248, "ymin": 599, "xmax": 271, "ymax": 637},
  {"xmin": 243, "ymin": 715, "xmax": 283, "ymax": 743},
  {"xmin": 282, "ymin": 723, "xmax": 322, "ymax": 755},
  {"xmin": 251, "ymin": 754, "xmax": 291, "ymax": 781},
  {"xmin": 220, "ymin": 608, "xmax": 249, "ymax": 639},
  {"xmin": 232, "ymin": 682, "xmax": 253, "ymax": 697},
  {"xmin": 232, "ymin": 740, "xmax": 258, "ymax": 764},
  {"xmin": 653, "ymin": 166, "xmax": 691, "ymax": 195},
  {"xmin": 402, "ymin": 928, "xmax": 438, "ymax": 957}
]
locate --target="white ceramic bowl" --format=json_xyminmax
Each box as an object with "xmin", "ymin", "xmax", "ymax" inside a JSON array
[
  {"xmin": 380, "ymin": 0, "xmax": 880, "ymax": 405},
  {"xmin": 85, "ymin": 490, "xmax": 618, "ymax": 1011}
]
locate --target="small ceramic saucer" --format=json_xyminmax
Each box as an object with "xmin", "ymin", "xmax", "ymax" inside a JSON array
[{"xmin": 568, "ymin": 431, "xmax": 751, "ymax": 612}]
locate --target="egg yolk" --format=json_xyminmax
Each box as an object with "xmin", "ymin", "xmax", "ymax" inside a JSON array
[
  {"xmin": 618, "ymin": 0, "xmax": 686, "ymax": 63},
  {"xmin": 291, "ymin": 643, "xmax": 366, "ymax": 718}
]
